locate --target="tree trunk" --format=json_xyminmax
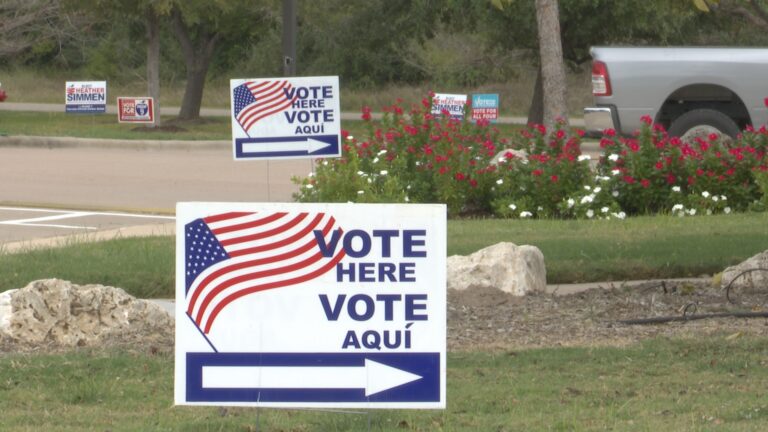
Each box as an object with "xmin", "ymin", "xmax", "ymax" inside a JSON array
[
  {"xmin": 534, "ymin": 0, "xmax": 568, "ymax": 131},
  {"xmin": 171, "ymin": 7, "xmax": 218, "ymax": 121},
  {"xmin": 527, "ymin": 66, "xmax": 544, "ymax": 125},
  {"xmin": 146, "ymin": 8, "xmax": 161, "ymax": 127}
]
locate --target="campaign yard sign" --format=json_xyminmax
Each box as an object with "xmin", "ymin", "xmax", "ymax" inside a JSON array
[
  {"xmin": 117, "ymin": 97, "xmax": 155, "ymax": 123},
  {"xmin": 65, "ymin": 81, "xmax": 106, "ymax": 114},
  {"xmin": 175, "ymin": 202, "xmax": 447, "ymax": 409},
  {"xmin": 230, "ymin": 76, "xmax": 341, "ymax": 161},
  {"xmin": 471, "ymin": 94, "xmax": 499, "ymax": 123},
  {"xmin": 431, "ymin": 93, "xmax": 467, "ymax": 119}
]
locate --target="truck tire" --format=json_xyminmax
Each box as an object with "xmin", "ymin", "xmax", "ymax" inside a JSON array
[{"xmin": 668, "ymin": 109, "xmax": 740, "ymax": 143}]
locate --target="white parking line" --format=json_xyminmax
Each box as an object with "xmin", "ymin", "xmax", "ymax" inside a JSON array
[{"xmin": 0, "ymin": 206, "xmax": 175, "ymax": 230}]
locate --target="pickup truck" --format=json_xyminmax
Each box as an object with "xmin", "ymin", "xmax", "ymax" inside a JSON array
[{"xmin": 583, "ymin": 47, "xmax": 768, "ymax": 141}]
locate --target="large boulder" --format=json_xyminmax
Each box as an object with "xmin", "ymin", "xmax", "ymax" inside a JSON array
[
  {"xmin": 447, "ymin": 242, "xmax": 546, "ymax": 296},
  {"xmin": 721, "ymin": 250, "xmax": 768, "ymax": 292},
  {"xmin": 0, "ymin": 279, "xmax": 172, "ymax": 350}
]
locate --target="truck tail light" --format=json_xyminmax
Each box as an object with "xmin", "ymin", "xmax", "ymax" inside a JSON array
[{"xmin": 592, "ymin": 60, "xmax": 612, "ymax": 97}]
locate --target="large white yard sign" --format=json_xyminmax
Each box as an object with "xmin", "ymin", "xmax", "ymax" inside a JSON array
[{"xmin": 175, "ymin": 203, "xmax": 446, "ymax": 409}]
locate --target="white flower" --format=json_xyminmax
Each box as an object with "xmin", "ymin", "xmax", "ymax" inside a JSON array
[
  {"xmin": 496, "ymin": 179, "xmax": 504, "ymax": 185},
  {"xmin": 567, "ymin": 198, "xmax": 575, "ymax": 208},
  {"xmin": 509, "ymin": 203, "xmax": 517, "ymax": 211},
  {"xmin": 367, "ymin": 178, "xmax": 372, "ymax": 183},
  {"xmin": 601, "ymin": 206, "xmax": 609, "ymax": 213},
  {"xmin": 578, "ymin": 155, "xmax": 591, "ymax": 161},
  {"xmin": 346, "ymin": 135, "xmax": 354, "ymax": 140},
  {"xmin": 357, "ymin": 190, "xmax": 364, "ymax": 195},
  {"xmin": 407, "ymin": 185, "xmax": 412, "ymax": 190},
  {"xmin": 308, "ymin": 172, "xmax": 315, "ymax": 177},
  {"xmin": 372, "ymin": 157, "xmax": 379, "ymax": 163},
  {"xmin": 377, "ymin": 149, "xmax": 387, "ymax": 156},
  {"xmin": 322, "ymin": 161, "xmax": 328, "ymax": 166},
  {"xmin": 687, "ymin": 208, "xmax": 697, "ymax": 216},
  {"xmin": 405, "ymin": 196, "xmax": 410, "ymax": 202},
  {"xmin": 611, "ymin": 169, "xmax": 621, "ymax": 176},
  {"xmin": 594, "ymin": 187, "xmax": 602, "ymax": 194},
  {"xmin": 586, "ymin": 209, "xmax": 594, "ymax": 218},
  {"xmin": 707, "ymin": 209, "xmax": 713, "ymax": 215},
  {"xmin": 584, "ymin": 185, "xmax": 592, "ymax": 191},
  {"xmin": 612, "ymin": 190, "xmax": 619, "ymax": 197},
  {"xmin": 720, "ymin": 195, "xmax": 727, "ymax": 201},
  {"xmin": 580, "ymin": 195, "xmax": 594, "ymax": 204},
  {"xmin": 608, "ymin": 154, "xmax": 620, "ymax": 162},
  {"xmin": 305, "ymin": 184, "xmax": 314, "ymax": 189},
  {"xmin": 616, "ymin": 212, "xmax": 626, "ymax": 220},
  {"xmin": 380, "ymin": 170, "xmax": 388, "ymax": 176},
  {"xmin": 356, "ymin": 171, "xmax": 365, "ymax": 176},
  {"xmin": 724, "ymin": 206, "xmax": 732, "ymax": 214},
  {"xmin": 702, "ymin": 191, "xmax": 710, "ymax": 198},
  {"xmin": 672, "ymin": 204, "xmax": 684, "ymax": 212},
  {"xmin": 520, "ymin": 211, "xmax": 532, "ymax": 218},
  {"xmin": 415, "ymin": 161, "xmax": 421, "ymax": 166},
  {"xmin": 537, "ymin": 206, "xmax": 544, "ymax": 211},
  {"xmin": 672, "ymin": 186, "xmax": 681, "ymax": 192}
]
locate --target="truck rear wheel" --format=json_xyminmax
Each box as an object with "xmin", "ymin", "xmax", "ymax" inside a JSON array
[{"xmin": 668, "ymin": 109, "xmax": 740, "ymax": 143}]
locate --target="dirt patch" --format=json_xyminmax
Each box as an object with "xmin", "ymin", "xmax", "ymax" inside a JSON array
[
  {"xmin": 448, "ymin": 279, "xmax": 768, "ymax": 352},
  {"xmin": 130, "ymin": 125, "xmax": 188, "ymax": 133}
]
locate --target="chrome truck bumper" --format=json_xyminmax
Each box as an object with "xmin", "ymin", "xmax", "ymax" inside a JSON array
[{"xmin": 583, "ymin": 106, "xmax": 617, "ymax": 136}]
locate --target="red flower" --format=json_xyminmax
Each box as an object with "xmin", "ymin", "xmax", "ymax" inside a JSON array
[
  {"xmin": 708, "ymin": 133, "xmax": 719, "ymax": 141},
  {"xmin": 469, "ymin": 179, "xmax": 478, "ymax": 188},
  {"xmin": 361, "ymin": 106, "xmax": 372, "ymax": 121},
  {"xmin": 641, "ymin": 179, "xmax": 650, "ymax": 188},
  {"xmin": 604, "ymin": 128, "xmax": 616, "ymax": 137},
  {"xmin": 696, "ymin": 168, "xmax": 704, "ymax": 176},
  {"xmin": 550, "ymin": 175, "xmax": 559, "ymax": 182},
  {"xmin": 439, "ymin": 166, "xmax": 449, "ymax": 175},
  {"xmin": 666, "ymin": 173, "xmax": 676, "ymax": 184},
  {"xmin": 532, "ymin": 169, "xmax": 543, "ymax": 177},
  {"xmin": 454, "ymin": 172, "xmax": 465, "ymax": 181},
  {"xmin": 655, "ymin": 161, "xmax": 664, "ymax": 170},
  {"xmin": 641, "ymin": 115, "xmax": 653, "ymax": 125},
  {"xmin": 623, "ymin": 175, "xmax": 636, "ymax": 184},
  {"xmin": 536, "ymin": 124, "xmax": 547, "ymax": 135},
  {"xmin": 556, "ymin": 130, "xmax": 566, "ymax": 139}
]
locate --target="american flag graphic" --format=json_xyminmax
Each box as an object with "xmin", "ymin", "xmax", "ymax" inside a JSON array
[
  {"xmin": 232, "ymin": 80, "xmax": 297, "ymax": 134},
  {"xmin": 185, "ymin": 212, "xmax": 346, "ymax": 334}
]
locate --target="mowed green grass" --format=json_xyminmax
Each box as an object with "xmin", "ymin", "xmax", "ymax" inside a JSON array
[
  {"xmin": 1, "ymin": 337, "xmax": 767, "ymax": 431},
  {"xmin": 1, "ymin": 212, "xmax": 765, "ymax": 297}
]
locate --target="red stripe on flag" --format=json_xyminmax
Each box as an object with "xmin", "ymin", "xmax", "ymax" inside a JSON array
[
  {"xmin": 211, "ymin": 212, "xmax": 288, "ymax": 236},
  {"xmin": 242, "ymin": 95, "xmax": 298, "ymax": 131},
  {"xmin": 219, "ymin": 212, "xmax": 308, "ymax": 247},
  {"xmin": 203, "ymin": 212, "xmax": 254, "ymax": 224},
  {"xmin": 228, "ymin": 214, "xmax": 332, "ymax": 258},
  {"xmin": 202, "ymin": 249, "xmax": 347, "ymax": 333}
]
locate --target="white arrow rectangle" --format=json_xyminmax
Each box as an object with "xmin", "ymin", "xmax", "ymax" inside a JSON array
[
  {"xmin": 202, "ymin": 359, "xmax": 421, "ymax": 397},
  {"xmin": 241, "ymin": 138, "xmax": 330, "ymax": 155}
]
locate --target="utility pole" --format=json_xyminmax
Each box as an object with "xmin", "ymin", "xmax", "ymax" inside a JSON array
[{"xmin": 282, "ymin": 0, "xmax": 296, "ymax": 76}]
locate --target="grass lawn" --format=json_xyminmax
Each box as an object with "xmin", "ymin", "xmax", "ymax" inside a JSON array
[
  {"xmin": 1, "ymin": 212, "xmax": 765, "ymax": 297},
  {"xmin": 1, "ymin": 337, "xmax": 766, "ymax": 431}
]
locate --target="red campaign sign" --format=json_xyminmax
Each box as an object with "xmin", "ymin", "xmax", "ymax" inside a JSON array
[{"xmin": 118, "ymin": 97, "xmax": 155, "ymax": 123}]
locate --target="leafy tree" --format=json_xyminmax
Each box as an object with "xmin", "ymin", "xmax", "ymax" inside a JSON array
[{"xmin": 170, "ymin": 0, "xmax": 276, "ymax": 120}]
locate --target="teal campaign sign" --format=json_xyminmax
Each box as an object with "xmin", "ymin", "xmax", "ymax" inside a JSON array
[{"xmin": 471, "ymin": 94, "xmax": 499, "ymax": 123}]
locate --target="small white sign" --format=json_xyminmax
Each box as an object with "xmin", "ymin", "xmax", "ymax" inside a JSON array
[
  {"xmin": 65, "ymin": 81, "xmax": 107, "ymax": 114},
  {"xmin": 230, "ymin": 76, "xmax": 341, "ymax": 161},
  {"xmin": 431, "ymin": 93, "xmax": 467, "ymax": 119},
  {"xmin": 175, "ymin": 202, "xmax": 447, "ymax": 409}
]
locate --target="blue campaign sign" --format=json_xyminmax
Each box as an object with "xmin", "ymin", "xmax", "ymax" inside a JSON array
[
  {"xmin": 175, "ymin": 203, "xmax": 447, "ymax": 409},
  {"xmin": 230, "ymin": 76, "xmax": 341, "ymax": 161},
  {"xmin": 65, "ymin": 81, "xmax": 107, "ymax": 114}
]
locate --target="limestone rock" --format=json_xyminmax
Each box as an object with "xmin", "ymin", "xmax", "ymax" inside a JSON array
[
  {"xmin": 0, "ymin": 279, "xmax": 172, "ymax": 349},
  {"xmin": 447, "ymin": 242, "xmax": 546, "ymax": 296},
  {"xmin": 721, "ymin": 250, "xmax": 768, "ymax": 292}
]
